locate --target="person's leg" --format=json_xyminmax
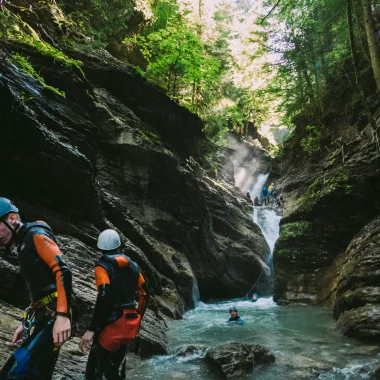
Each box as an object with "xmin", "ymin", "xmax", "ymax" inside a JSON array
[
  {"xmin": 0, "ymin": 317, "xmax": 59, "ymax": 380},
  {"xmin": 104, "ymin": 345, "xmax": 128, "ymax": 380},
  {"xmin": 85, "ymin": 341, "xmax": 112, "ymax": 380}
]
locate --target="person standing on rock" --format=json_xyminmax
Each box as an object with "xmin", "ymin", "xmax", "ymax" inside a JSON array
[
  {"xmin": 227, "ymin": 307, "xmax": 243, "ymax": 324},
  {"xmin": 0, "ymin": 197, "xmax": 72, "ymax": 379},
  {"xmin": 79, "ymin": 229, "xmax": 150, "ymax": 380},
  {"xmin": 262, "ymin": 186, "xmax": 268, "ymax": 205}
]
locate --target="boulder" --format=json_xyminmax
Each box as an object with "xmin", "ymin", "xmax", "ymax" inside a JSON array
[
  {"xmin": 205, "ymin": 343, "xmax": 275, "ymax": 378},
  {"xmin": 252, "ymin": 344, "xmax": 276, "ymax": 365}
]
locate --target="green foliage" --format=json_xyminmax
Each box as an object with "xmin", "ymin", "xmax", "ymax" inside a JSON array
[
  {"xmin": 300, "ymin": 125, "xmax": 321, "ymax": 153},
  {"xmin": 125, "ymin": 15, "xmax": 221, "ymax": 112},
  {"xmin": 43, "ymin": 85, "xmax": 66, "ymax": 97},
  {"xmin": 135, "ymin": 129, "xmax": 162, "ymax": 146},
  {"xmin": 300, "ymin": 169, "xmax": 352, "ymax": 210},
  {"xmin": 1, "ymin": 9, "xmax": 82, "ymax": 76},
  {"xmin": 11, "ymin": 53, "xmax": 65, "ymax": 98},
  {"xmin": 62, "ymin": 0, "xmax": 135, "ymax": 40},
  {"xmin": 280, "ymin": 221, "xmax": 312, "ymax": 239},
  {"xmin": 203, "ymin": 112, "xmax": 229, "ymax": 142},
  {"xmin": 257, "ymin": 0, "xmax": 354, "ymax": 130},
  {"xmin": 12, "ymin": 53, "xmax": 39, "ymax": 78}
]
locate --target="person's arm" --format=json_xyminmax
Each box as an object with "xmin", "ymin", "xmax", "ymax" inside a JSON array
[
  {"xmin": 33, "ymin": 233, "xmax": 72, "ymax": 316},
  {"xmin": 136, "ymin": 272, "xmax": 150, "ymax": 318},
  {"xmin": 32, "ymin": 233, "xmax": 72, "ymax": 346},
  {"xmin": 79, "ymin": 265, "xmax": 111, "ymax": 352},
  {"xmin": 88, "ymin": 266, "xmax": 112, "ymax": 331}
]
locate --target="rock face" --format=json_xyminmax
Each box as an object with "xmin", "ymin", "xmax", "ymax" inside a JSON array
[
  {"xmin": 271, "ymin": 109, "xmax": 380, "ymax": 338},
  {"xmin": 205, "ymin": 343, "xmax": 275, "ymax": 378},
  {"xmin": 334, "ymin": 216, "xmax": 380, "ymax": 340},
  {"xmin": 0, "ymin": 0, "xmax": 270, "ymax": 374}
]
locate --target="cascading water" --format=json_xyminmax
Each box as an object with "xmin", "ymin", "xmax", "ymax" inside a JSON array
[
  {"xmin": 127, "ymin": 175, "xmax": 380, "ymax": 380},
  {"xmin": 253, "ymin": 207, "xmax": 282, "ymax": 254},
  {"xmin": 192, "ymin": 276, "xmax": 200, "ymax": 307}
]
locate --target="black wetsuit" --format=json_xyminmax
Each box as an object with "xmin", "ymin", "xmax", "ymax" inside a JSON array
[
  {"xmin": 85, "ymin": 252, "xmax": 150, "ymax": 380},
  {"xmin": 227, "ymin": 315, "xmax": 243, "ymax": 322},
  {"xmin": 0, "ymin": 222, "xmax": 72, "ymax": 380}
]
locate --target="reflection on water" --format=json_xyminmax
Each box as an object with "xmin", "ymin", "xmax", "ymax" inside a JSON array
[{"xmin": 128, "ymin": 298, "xmax": 380, "ymax": 379}]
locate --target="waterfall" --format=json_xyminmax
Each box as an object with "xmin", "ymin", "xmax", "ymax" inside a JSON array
[
  {"xmin": 249, "ymin": 173, "xmax": 281, "ymax": 255},
  {"xmin": 192, "ymin": 276, "xmax": 200, "ymax": 306},
  {"xmin": 249, "ymin": 173, "xmax": 282, "ymax": 295},
  {"xmin": 249, "ymin": 173, "xmax": 269, "ymax": 200},
  {"xmin": 253, "ymin": 208, "xmax": 282, "ymax": 255}
]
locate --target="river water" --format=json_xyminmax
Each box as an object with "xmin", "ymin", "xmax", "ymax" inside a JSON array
[{"xmin": 128, "ymin": 175, "xmax": 380, "ymax": 379}]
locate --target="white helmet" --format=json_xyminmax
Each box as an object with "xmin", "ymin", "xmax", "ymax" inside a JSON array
[{"xmin": 97, "ymin": 229, "xmax": 121, "ymax": 251}]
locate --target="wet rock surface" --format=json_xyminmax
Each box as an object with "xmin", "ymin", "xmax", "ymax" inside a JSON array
[
  {"xmin": 334, "ymin": 216, "xmax": 380, "ymax": 340},
  {"xmin": 271, "ymin": 123, "xmax": 380, "ymax": 305},
  {"xmin": 205, "ymin": 343, "xmax": 275, "ymax": 378}
]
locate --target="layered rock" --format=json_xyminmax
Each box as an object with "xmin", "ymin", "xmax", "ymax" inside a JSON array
[
  {"xmin": 272, "ymin": 123, "xmax": 380, "ymax": 307},
  {"xmin": 334, "ymin": 216, "xmax": 380, "ymax": 340},
  {"xmin": 205, "ymin": 343, "xmax": 275, "ymax": 378}
]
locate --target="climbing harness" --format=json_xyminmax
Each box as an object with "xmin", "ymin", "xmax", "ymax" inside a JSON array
[
  {"xmin": 21, "ymin": 307, "xmax": 35, "ymax": 344},
  {"xmin": 20, "ymin": 292, "xmax": 58, "ymax": 344}
]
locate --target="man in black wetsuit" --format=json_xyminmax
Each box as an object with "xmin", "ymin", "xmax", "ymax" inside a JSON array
[
  {"xmin": 227, "ymin": 306, "xmax": 243, "ymax": 324},
  {"xmin": 0, "ymin": 197, "xmax": 72, "ymax": 379},
  {"xmin": 79, "ymin": 229, "xmax": 150, "ymax": 380}
]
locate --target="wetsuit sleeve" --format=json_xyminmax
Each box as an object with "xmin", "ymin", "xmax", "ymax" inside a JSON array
[
  {"xmin": 33, "ymin": 234, "xmax": 72, "ymax": 316},
  {"xmin": 88, "ymin": 266, "xmax": 111, "ymax": 332},
  {"xmin": 136, "ymin": 272, "xmax": 150, "ymax": 318}
]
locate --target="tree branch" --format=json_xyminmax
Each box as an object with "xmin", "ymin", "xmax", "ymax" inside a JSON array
[{"xmin": 261, "ymin": 0, "xmax": 281, "ymax": 24}]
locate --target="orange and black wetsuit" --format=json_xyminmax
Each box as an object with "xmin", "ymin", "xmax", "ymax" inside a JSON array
[
  {"xmin": 0, "ymin": 222, "xmax": 72, "ymax": 380},
  {"xmin": 85, "ymin": 252, "xmax": 150, "ymax": 380}
]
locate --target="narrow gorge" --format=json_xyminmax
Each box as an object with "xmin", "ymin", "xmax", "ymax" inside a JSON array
[{"xmin": 1, "ymin": 0, "xmax": 380, "ymax": 379}]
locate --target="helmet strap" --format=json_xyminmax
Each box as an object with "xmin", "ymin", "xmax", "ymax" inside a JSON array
[{"xmin": 2, "ymin": 219, "xmax": 20, "ymax": 247}]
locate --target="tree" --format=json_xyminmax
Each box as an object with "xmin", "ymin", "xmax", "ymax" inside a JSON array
[
  {"xmin": 347, "ymin": 0, "xmax": 377, "ymax": 130},
  {"xmin": 361, "ymin": 0, "xmax": 380, "ymax": 93},
  {"xmin": 126, "ymin": 18, "xmax": 220, "ymax": 111}
]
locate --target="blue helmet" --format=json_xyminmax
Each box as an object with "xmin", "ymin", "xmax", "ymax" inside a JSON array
[
  {"xmin": 0, "ymin": 197, "xmax": 18, "ymax": 219},
  {"xmin": 253, "ymin": 293, "xmax": 258, "ymax": 298},
  {"xmin": 229, "ymin": 306, "xmax": 237, "ymax": 312}
]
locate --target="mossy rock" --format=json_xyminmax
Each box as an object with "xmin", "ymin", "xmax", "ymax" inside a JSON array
[
  {"xmin": 279, "ymin": 221, "xmax": 312, "ymax": 239},
  {"xmin": 299, "ymin": 169, "xmax": 352, "ymax": 211}
]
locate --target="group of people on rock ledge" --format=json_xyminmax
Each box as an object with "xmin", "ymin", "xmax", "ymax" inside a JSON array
[
  {"xmin": 245, "ymin": 182, "xmax": 285, "ymax": 209},
  {"xmin": 0, "ymin": 197, "xmax": 150, "ymax": 379}
]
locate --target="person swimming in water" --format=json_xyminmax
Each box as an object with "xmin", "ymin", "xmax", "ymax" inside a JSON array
[
  {"xmin": 227, "ymin": 307, "xmax": 243, "ymax": 324},
  {"xmin": 252, "ymin": 293, "xmax": 259, "ymax": 302}
]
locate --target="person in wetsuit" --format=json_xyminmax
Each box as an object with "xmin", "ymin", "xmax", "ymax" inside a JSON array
[
  {"xmin": 227, "ymin": 307, "xmax": 243, "ymax": 324},
  {"xmin": 252, "ymin": 293, "xmax": 259, "ymax": 302},
  {"xmin": 0, "ymin": 197, "xmax": 72, "ymax": 379},
  {"xmin": 79, "ymin": 229, "xmax": 150, "ymax": 380}
]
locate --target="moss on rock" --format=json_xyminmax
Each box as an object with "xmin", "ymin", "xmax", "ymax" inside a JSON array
[
  {"xmin": 299, "ymin": 169, "xmax": 352, "ymax": 211},
  {"xmin": 279, "ymin": 221, "xmax": 312, "ymax": 239}
]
